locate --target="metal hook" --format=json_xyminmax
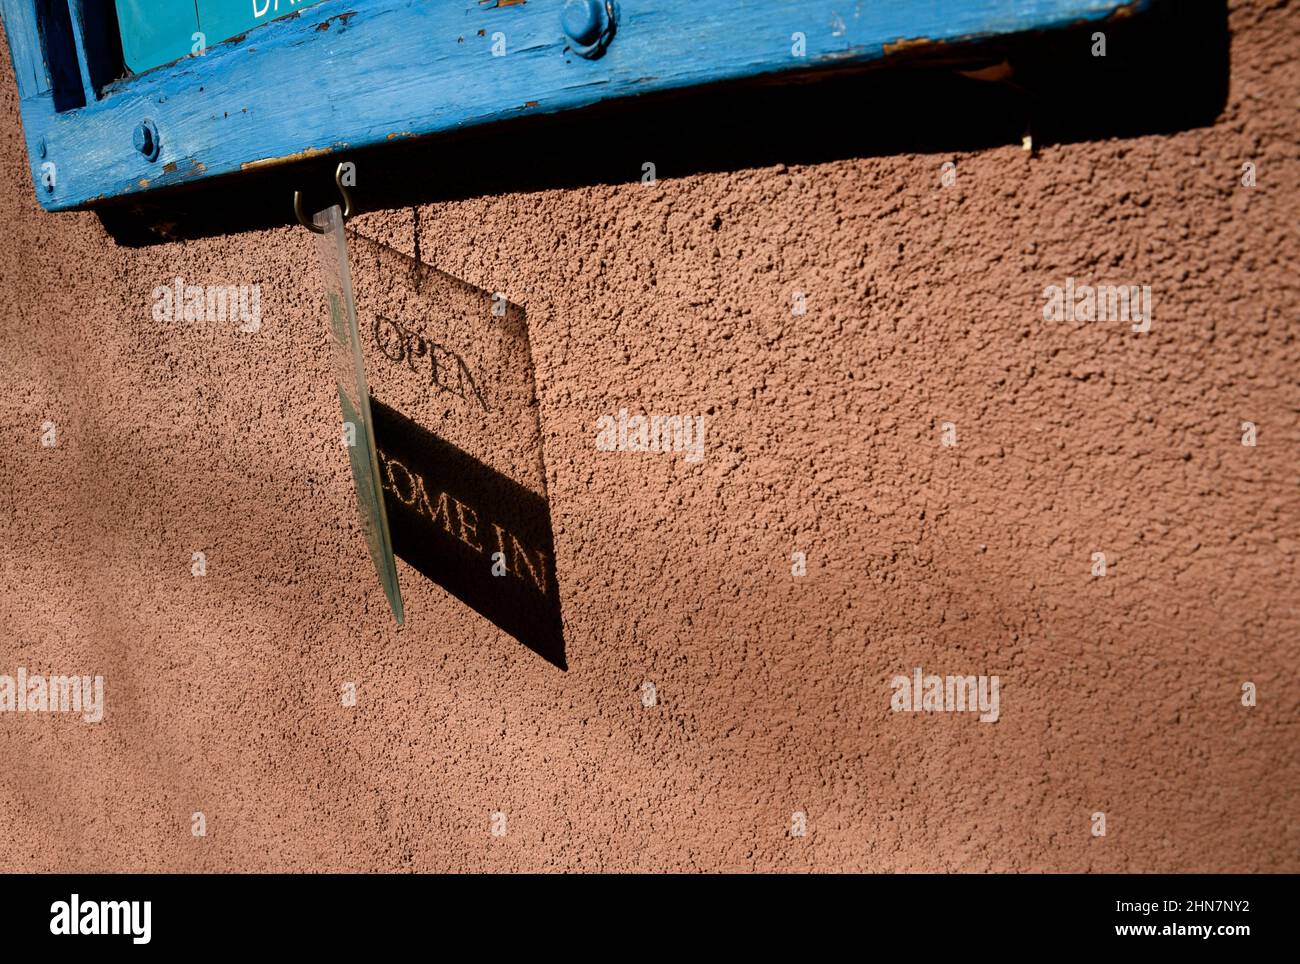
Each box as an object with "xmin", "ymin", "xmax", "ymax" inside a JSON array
[{"xmin": 294, "ymin": 163, "xmax": 353, "ymax": 233}]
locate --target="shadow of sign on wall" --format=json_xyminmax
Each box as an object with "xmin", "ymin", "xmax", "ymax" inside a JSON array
[{"xmin": 347, "ymin": 229, "xmax": 565, "ymax": 669}]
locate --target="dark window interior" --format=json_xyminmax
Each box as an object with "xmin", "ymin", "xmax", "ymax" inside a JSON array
[{"xmin": 35, "ymin": 0, "xmax": 127, "ymax": 112}]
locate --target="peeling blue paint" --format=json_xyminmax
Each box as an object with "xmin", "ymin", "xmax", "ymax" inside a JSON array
[{"xmin": 1, "ymin": 0, "xmax": 1151, "ymax": 211}]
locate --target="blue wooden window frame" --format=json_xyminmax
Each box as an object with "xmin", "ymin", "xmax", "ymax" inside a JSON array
[{"xmin": 1, "ymin": 0, "xmax": 1150, "ymax": 212}]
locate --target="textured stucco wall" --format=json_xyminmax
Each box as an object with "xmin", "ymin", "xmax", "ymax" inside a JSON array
[{"xmin": 1, "ymin": 0, "xmax": 1296, "ymax": 872}]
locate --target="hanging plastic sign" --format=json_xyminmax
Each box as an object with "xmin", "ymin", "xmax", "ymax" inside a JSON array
[
  {"xmin": 313, "ymin": 203, "xmax": 405, "ymax": 625},
  {"xmin": 346, "ymin": 229, "xmax": 563, "ymax": 666}
]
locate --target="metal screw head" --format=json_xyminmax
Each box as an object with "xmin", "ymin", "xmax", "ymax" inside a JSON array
[
  {"xmin": 133, "ymin": 120, "xmax": 160, "ymax": 161},
  {"xmin": 562, "ymin": 0, "xmax": 604, "ymax": 46}
]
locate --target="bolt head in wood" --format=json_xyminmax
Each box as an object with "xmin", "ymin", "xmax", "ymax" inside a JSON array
[
  {"xmin": 563, "ymin": 0, "xmax": 616, "ymax": 58},
  {"xmin": 562, "ymin": 0, "xmax": 604, "ymax": 46},
  {"xmin": 133, "ymin": 120, "xmax": 160, "ymax": 161}
]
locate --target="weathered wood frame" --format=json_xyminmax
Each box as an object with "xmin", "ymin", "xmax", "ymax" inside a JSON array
[{"xmin": 1, "ymin": 0, "xmax": 1149, "ymax": 212}]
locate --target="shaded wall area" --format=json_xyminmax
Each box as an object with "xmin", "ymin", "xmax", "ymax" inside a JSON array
[{"xmin": 0, "ymin": 0, "xmax": 1296, "ymax": 870}]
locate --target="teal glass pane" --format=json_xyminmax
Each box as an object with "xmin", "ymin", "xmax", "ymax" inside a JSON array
[
  {"xmin": 196, "ymin": 0, "xmax": 331, "ymax": 57},
  {"xmin": 115, "ymin": 0, "xmax": 330, "ymax": 73},
  {"xmin": 113, "ymin": 0, "xmax": 199, "ymax": 73}
]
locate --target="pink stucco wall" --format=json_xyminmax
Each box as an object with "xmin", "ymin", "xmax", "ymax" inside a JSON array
[{"xmin": 0, "ymin": 0, "xmax": 1295, "ymax": 871}]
